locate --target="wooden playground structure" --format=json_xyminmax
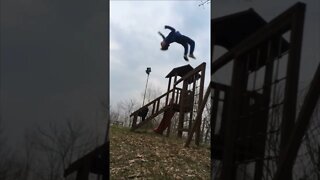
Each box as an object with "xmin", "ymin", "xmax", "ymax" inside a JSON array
[
  {"xmin": 130, "ymin": 62, "xmax": 209, "ymax": 146},
  {"xmin": 211, "ymin": 2, "xmax": 320, "ymax": 180}
]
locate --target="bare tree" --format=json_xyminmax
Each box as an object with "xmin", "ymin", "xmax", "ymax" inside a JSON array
[
  {"xmin": 28, "ymin": 118, "xmax": 99, "ymax": 180},
  {"xmin": 117, "ymin": 98, "xmax": 138, "ymax": 127},
  {"xmin": 198, "ymin": 0, "xmax": 210, "ymax": 7},
  {"xmin": 144, "ymin": 83, "xmax": 162, "ymax": 104},
  {"xmin": 110, "ymin": 107, "xmax": 120, "ymax": 123},
  {"xmin": 0, "ymin": 120, "xmax": 24, "ymax": 180}
]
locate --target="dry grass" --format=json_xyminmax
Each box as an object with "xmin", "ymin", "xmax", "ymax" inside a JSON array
[{"xmin": 110, "ymin": 125, "xmax": 210, "ymax": 180}]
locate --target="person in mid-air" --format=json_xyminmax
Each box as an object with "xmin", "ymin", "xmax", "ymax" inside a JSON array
[{"xmin": 158, "ymin": 25, "xmax": 196, "ymax": 61}]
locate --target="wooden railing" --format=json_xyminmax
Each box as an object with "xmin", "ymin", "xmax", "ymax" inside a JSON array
[
  {"xmin": 130, "ymin": 87, "xmax": 182, "ymax": 130},
  {"xmin": 130, "ymin": 87, "xmax": 182, "ymax": 117}
]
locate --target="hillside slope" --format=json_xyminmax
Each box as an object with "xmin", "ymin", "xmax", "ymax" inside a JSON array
[{"xmin": 110, "ymin": 125, "xmax": 210, "ymax": 179}]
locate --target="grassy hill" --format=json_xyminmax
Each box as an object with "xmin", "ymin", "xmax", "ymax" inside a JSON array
[{"xmin": 110, "ymin": 125, "xmax": 210, "ymax": 179}]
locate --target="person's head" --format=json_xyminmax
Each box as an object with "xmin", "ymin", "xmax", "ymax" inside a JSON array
[{"xmin": 160, "ymin": 41, "xmax": 169, "ymax": 50}]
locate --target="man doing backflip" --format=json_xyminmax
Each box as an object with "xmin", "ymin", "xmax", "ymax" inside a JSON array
[{"xmin": 158, "ymin": 25, "xmax": 196, "ymax": 61}]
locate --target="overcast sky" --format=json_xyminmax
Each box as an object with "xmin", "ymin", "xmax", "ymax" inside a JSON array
[
  {"xmin": 110, "ymin": 1, "xmax": 211, "ymax": 107},
  {"xmin": 1, "ymin": 0, "xmax": 108, "ymax": 149}
]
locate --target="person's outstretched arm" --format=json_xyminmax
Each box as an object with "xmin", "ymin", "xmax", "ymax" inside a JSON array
[
  {"xmin": 158, "ymin": 31, "xmax": 165, "ymax": 40},
  {"xmin": 164, "ymin": 25, "xmax": 175, "ymax": 32}
]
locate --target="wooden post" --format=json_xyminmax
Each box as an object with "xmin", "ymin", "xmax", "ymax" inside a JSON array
[
  {"xmin": 178, "ymin": 81, "xmax": 188, "ymax": 138},
  {"xmin": 185, "ymin": 84, "xmax": 211, "ymax": 147},
  {"xmin": 188, "ymin": 75, "xmax": 197, "ymax": 134},
  {"xmin": 221, "ymin": 56, "xmax": 248, "ymax": 180},
  {"xmin": 211, "ymin": 88, "xmax": 220, "ymax": 136},
  {"xmin": 279, "ymin": 4, "xmax": 305, "ymax": 179},
  {"xmin": 175, "ymin": 89, "xmax": 180, "ymax": 104},
  {"xmin": 254, "ymin": 40, "xmax": 275, "ymax": 180},
  {"xmin": 152, "ymin": 103, "xmax": 155, "ymax": 114},
  {"xmin": 274, "ymin": 63, "xmax": 320, "ymax": 180},
  {"xmin": 131, "ymin": 115, "xmax": 138, "ymax": 131},
  {"xmin": 156, "ymin": 99, "xmax": 160, "ymax": 112},
  {"xmin": 172, "ymin": 74, "xmax": 178, "ymax": 102},
  {"xmin": 195, "ymin": 64, "xmax": 206, "ymax": 145},
  {"xmin": 166, "ymin": 77, "xmax": 172, "ymax": 106}
]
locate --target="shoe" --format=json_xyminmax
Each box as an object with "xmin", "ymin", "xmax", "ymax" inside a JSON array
[
  {"xmin": 189, "ymin": 54, "xmax": 196, "ymax": 59},
  {"xmin": 184, "ymin": 55, "xmax": 189, "ymax": 61}
]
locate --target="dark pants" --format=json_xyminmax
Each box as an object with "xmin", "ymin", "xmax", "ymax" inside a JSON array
[{"xmin": 178, "ymin": 35, "xmax": 195, "ymax": 55}]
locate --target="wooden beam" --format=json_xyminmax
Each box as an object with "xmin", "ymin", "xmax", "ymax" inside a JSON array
[
  {"xmin": 211, "ymin": 89, "xmax": 220, "ymax": 137},
  {"xmin": 188, "ymin": 77, "xmax": 197, "ymax": 132},
  {"xmin": 185, "ymin": 84, "xmax": 211, "ymax": 147},
  {"xmin": 274, "ymin": 63, "xmax": 320, "ymax": 180},
  {"xmin": 279, "ymin": 3, "xmax": 305, "ymax": 179},
  {"xmin": 64, "ymin": 143, "xmax": 107, "ymax": 177},
  {"xmin": 166, "ymin": 77, "xmax": 172, "ymax": 105},
  {"xmin": 254, "ymin": 40, "xmax": 275, "ymax": 180},
  {"xmin": 195, "ymin": 64, "xmax": 206, "ymax": 145},
  {"xmin": 178, "ymin": 81, "xmax": 188, "ymax": 138},
  {"xmin": 221, "ymin": 55, "xmax": 248, "ymax": 180}
]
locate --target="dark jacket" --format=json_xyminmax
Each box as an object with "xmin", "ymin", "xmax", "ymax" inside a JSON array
[
  {"xmin": 160, "ymin": 26, "xmax": 184, "ymax": 44},
  {"xmin": 159, "ymin": 25, "xmax": 195, "ymax": 55}
]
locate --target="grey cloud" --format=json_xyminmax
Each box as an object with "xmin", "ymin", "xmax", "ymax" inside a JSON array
[{"xmin": 1, "ymin": 0, "xmax": 108, "ymax": 148}]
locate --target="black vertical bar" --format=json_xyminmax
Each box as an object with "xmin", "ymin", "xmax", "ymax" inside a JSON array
[
  {"xmin": 211, "ymin": 88, "xmax": 220, "ymax": 136},
  {"xmin": 178, "ymin": 81, "xmax": 188, "ymax": 138},
  {"xmin": 254, "ymin": 40, "xmax": 274, "ymax": 180},
  {"xmin": 188, "ymin": 75, "xmax": 197, "ymax": 131},
  {"xmin": 166, "ymin": 77, "xmax": 172, "ymax": 106},
  {"xmin": 196, "ymin": 64, "xmax": 206, "ymax": 145},
  {"xmin": 274, "ymin": 63, "xmax": 319, "ymax": 180},
  {"xmin": 221, "ymin": 55, "xmax": 248, "ymax": 180},
  {"xmin": 279, "ymin": 4, "xmax": 305, "ymax": 179}
]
